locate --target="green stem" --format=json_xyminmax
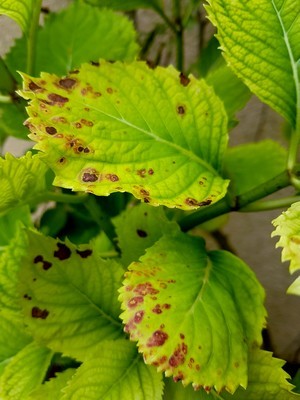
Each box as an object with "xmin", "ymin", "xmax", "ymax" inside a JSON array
[
  {"xmin": 34, "ymin": 191, "xmax": 88, "ymax": 205},
  {"xmin": 84, "ymin": 195, "xmax": 117, "ymax": 244},
  {"xmin": 240, "ymin": 195, "xmax": 300, "ymax": 212},
  {"xmin": 179, "ymin": 166, "xmax": 300, "ymax": 231},
  {"xmin": 152, "ymin": 3, "xmax": 177, "ymax": 33},
  {"xmin": 26, "ymin": 1, "xmax": 42, "ymax": 75}
]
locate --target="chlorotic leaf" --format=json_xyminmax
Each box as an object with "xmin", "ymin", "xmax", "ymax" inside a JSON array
[
  {"xmin": 28, "ymin": 369, "xmax": 76, "ymax": 400},
  {"xmin": 84, "ymin": 0, "xmax": 161, "ymax": 11},
  {"xmin": 0, "ymin": 341, "xmax": 53, "ymax": 400},
  {"xmin": 225, "ymin": 140, "xmax": 287, "ymax": 195},
  {"xmin": 0, "ymin": 152, "xmax": 50, "ymax": 215},
  {"xmin": 221, "ymin": 349, "xmax": 299, "ymax": 400},
  {"xmin": 113, "ymin": 203, "xmax": 179, "ymax": 266},
  {"xmin": 62, "ymin": 340, "xmax": 164, "ymax": 400},
  {"xmin": 0, "ymin": 0, "xmax": 34, "ymax": 33},
  {"xmin": 272, "ymin": 202, "xmax": 300, "ymax": 294},
  {"xmin": 19, "ymin": 229, "xmax": 124, "ymax": 361},
  {"xmin": 206, "ymin": 0, "xmax": 300, "ymax": 126},
  {"xmin": 119, "ymin": 232, "xmax": 266, "ymax": 393},
  {"xmin": 5, "ymin": 1, "xmax": 139, "ymax": 80},
  {"xmin": 19, "ymin": 61, "xmax": 229, "ymax": 210}
]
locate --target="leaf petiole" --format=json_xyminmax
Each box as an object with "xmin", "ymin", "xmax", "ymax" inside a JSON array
[{"xmin": 26, "ymin": 0, "xmax": 43, "ymax": 75}]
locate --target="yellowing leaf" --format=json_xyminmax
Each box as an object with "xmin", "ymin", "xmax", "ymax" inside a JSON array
[
  {"xmin": 206, "ymin": 0, "xmax": 300, "ymax": 126},
  {"xmin": 119, "ymin": 233, "xmax": 266, "ymax": 393},
  {"xmin": 272, "ymin": 201, "xmax": 300, "ymax": 295},
  {"xmin": 19, "ymin": 60, "xmax": 229, "ymax": 210}
]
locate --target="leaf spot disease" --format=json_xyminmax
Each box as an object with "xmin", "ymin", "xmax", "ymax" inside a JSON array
[
  {"xmin": 128, "ymin": 296, "xmax": 144, "ymax": 308},
  {"xmin": 105, "ymin": 174, "xmax": 119, "ymax": 182},
  {"xmin": 54, "ymin": 243, "xmax": 71, "ymax": 260},
  {"xmin": 134, "ymin": 282, "xmax": 159, "ymax": 296},
  {"xmin": 169, "ymin": 343, "xmax": 188, "ymax": 367},
  {"xmin": 23, "ymin": 294, "xmax": 32, "ymax": 300},
  {"xmin": 31, "ymin": 306, "xmax": 49, "ymax": 319},
  {"xmin": 76, "ymin": 249, "xmax": 93, "ymax": 258},
  {"xmin": 137, "ymin": 168, "xmax": 147, "ymax": 178},
  {"xmin": 48, "ymin": 93, "xmax": 69, "ymax": 104},
  {"xmin": 59, "ymin": 78, "xmax": 77, "ymax": 89},
  {"xmin": 148, "ymin": 168, "xmax": 154, "ymax": 175},
  {"xmin": 179, "ymin": 72, "xmax": 190, "ymax": 87},
  {"xmin": 106, "ymin": 87, "xmax": 113, "ymax": 94},
  {"xmin": 45, "ymin": 126, "xmax": 57, "ymax": 135},
  {"xmin": 137, "ymin": 229, "xmax": 148, "ymax": 238},
  {"xmin": 29, "ymin": 81, "xmax": 42, "ymax": 92},
  {"xmin": 177, "ymin": 105, "xmax": 186, "ymax": 115},
  {"xmin": 147, "ymin": 330, "xmax": 168, "ymax": 347},
  {"xmin": 33, "ymin": 255, "xmax": 52, "ymax": 270},
  {"xmin": 82, "ymin": 169, "xmax": 99, "ymax": 183},
  {"xmin": 134, "ymin": 310, "xmax": 144, "ymax": 324}
]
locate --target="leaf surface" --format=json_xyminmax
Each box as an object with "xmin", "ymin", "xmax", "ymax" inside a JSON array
[
  {"xmin": 113, "ymin": 203, "xmax": 179, "ymax": 266},
  {"xmin": 0, "ymin": 152, "xmax": 50, "ymax": 215},
  {"xmin": 19, "ymin": 230, "xmax": 124, "ymax": 361},
  {"xmin": 0, "ymin": 342, "xmax": 53, "ymax": 400},
  {"xmin": 0, "ymin": 0, "xmax": 34, "ymax": 33},
  {"xmin": 28, "ymin": 369, "xmax": 76, "ymax": 400},
  {"xmin": 206, "ymin": 0, "xmax": 300, "ymax": 126},
  {"xmin": 272, "ymin": 201, "xmax": 300, "ymax": 294},
  {"xmin": 119, "ymin": 232, "xmax": 266, "ymax": 393},
  {"xmin": 20, "ymin": 61, "xmax": 229, "ymax": 210},
  {"xmin": 5, "ymin": 1, "xmax": 139, "ymax": 79},
  {"xmin": 224, "ymin": 140, "xmax": 287, "ymax": 195},
  {"xmin": 62, "ymin": 340, "xmax": 163, "ymax": 400}
]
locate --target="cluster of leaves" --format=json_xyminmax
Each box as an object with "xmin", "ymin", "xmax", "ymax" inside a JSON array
[{"xmin": 0, "ymin": 0, "xmax": 300, "ymax": 399}]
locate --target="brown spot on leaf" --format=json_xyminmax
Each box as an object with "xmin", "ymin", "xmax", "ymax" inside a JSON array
[
  {"xmin": 105, "ymin": 174, "xmax": 119, "ymax": 182},
  {"xmin": 82, "ymin": 170, "xmax": 98, "ymax": 183},
  {"xmin": 58, "ymin": 157, "xmax": 66, "ymax": 164},
  {"xmin": 59, "ymin": 78, "xmax": 76, "ymax": 89},
  {"xmin": 185, "ymin": 198, "xmax": 199, "ymax": 207},
  {"xmin": 106, "ymin": 87, "xmax": 113, "ymax": 94},
  {"xmin": 140, "ymin": 188, "xmax": 150, "ymax": 196},
  {"xmin": 163, "ymin": 303, "xmax": 171, "ymax": 309},
  {"xmin": 173, "ymin": 371, "xmax": 184, "ymax": 382},
  {"xmin": 128, "ymin": 296, "xmax": 144, "ymax": 308},
  {"xmin": 84, "ymin": 147, "xmax": 90, "ymax": 153},
  {"xmin": 148, "ymin": 168, "xmax": 154, "ymax": 175},
  {"xmin": 43, "ymin": 261, "xmax": 52, "ymax": 270},
  {"xmin": 147, "ymin": 330, "xmax": 168, "ymax": 347},
  {"xmin": 134, "ymin": 283, "xmax": 159, "ymax": 296},
  {"xmin": 169, "ymin": 343, "xmax": 187, "ymax": 367},
  {"xmin": 29, "ymin": 81, "xmax": 42, "ymax": 92},
  {"xmin": 204, "ymin": 387, "xmax": 211, "ymax": 393},
  {"xmin": 54, "ymin": 243, "xmax": 71, "ymax": 260},
  {"xmin": 90, "ymin": 60, "xmax": 100, "ymax": 66},
  {"xmin": 134, "ymin": 310, "xmax": 144, "ymax": 323},
  {"xmin": 34, "ymin": 255, "xmax": 43, "ymax": 264},
  {"xmin": 81, "ymin": 119, "xmax": 94, "ymax": 127},
  {"xmin": 32, "ymin": 306, "xmax": 49, "ymax": 319},
  {"xmin": 75, "ymin": 122, "xmax": 82, "ymax": 129},
  {"xmin": 76, "ymin": 249, "xmax": 93, "ymax": 258},
  {"xmin": 137, "ymin": 168, "xmax": 147, "ymax": 178},
  {"xmin": 45, "ymin": 126, "xmax": 57, "ymax": 135},
  {"xmin": 23, "ymin": 294, "xmax": 32, "ymax": 300},
  {"xmin": 137, "ymin": 229, "xmax": 148, "ymax": 238},
  {"xmin": 69, "ymin": 69, "xmax": 79, "ymax": 74},
  {"xmin": 195, "ymin": 364, "xmax": 200, "ymax": 371},
  {"xmin": 48, "ymin": 93, "xmax": 69, "ymax": 104},
  {"xmin": 179, "ymin": 72, "xmax": 190, "ymax": 86},
  {"xmin": 177, "ymin": 105, "xmax": 186, "ymax": 115},
  {"xmin": 180, "ymin": 333, "xmax": 185, "ymax": 339},
  {"xmin": 152, "ymin": 304, "xmax": 162, "ymax": 314},
  {"xmin": 199, "ymin": 199, "xmax": 212, "ymax": 206}
]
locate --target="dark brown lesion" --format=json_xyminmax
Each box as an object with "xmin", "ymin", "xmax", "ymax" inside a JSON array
[{"xmin": 31, "ymin": 306, "xmax": 49, "ymax": 319}]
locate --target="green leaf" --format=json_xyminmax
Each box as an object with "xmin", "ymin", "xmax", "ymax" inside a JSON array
[
  {"xmin": 292, "ymin": 369, "xmax": 300, "ymax": 394},
  {"xmin": 0, "ymin": 205, "xmax": 31, "ymax": 247},
  {"xmin": 0, "ymin": 342, "xmax": 53, "ymax": 400},
  {"xmin": 20, "ymin": 60, "xmax": 229, "ymax": 210},
  {"xmin": 163, "ymin": 378, "xmax": 208, "ymax": 399},
  {"xmin": 0, "ymin": 0, "xmax": 34, "ymax": 33},
  {"xmin": 206, "ymin": 60, "xmax": 251, "ymax": 127},
  {"xmin": 28, "ymin": 369, "xmax": 76, "ymax": 400},
  {"xmin": 119, "ymin": 232, "xmax": 266, "ymax": 393},
  {"xmin": 19, "ymin": 230, "xmax": 124, "ymax": 361},
  {"xmin": 224, "ymin": 140, "xmax": 288, "ymax": 195},
  {"xmin": 272, "ymin": 201, "xmax": 300, "ymax": 294},
  {"xmin": 62, "ymin": 339, "xmax": 164, "ymax": 400},
  {"xmin": 84, "ymin": 0, "xmax": 161, "ymax": 11},
  {"xmin": 5, "ymin": 1, "xmax": 139, "ymax": 80},
  {"xmin": 0, "ymin": 102, "xmax": 29, "ymax": 140},
  {"xmin": 113, "ymin": 203, "xmax": 179, "ymax": 266},
  {"xmin": 206, "ymin": 0, "xmax": 300, "ymax": 126},
  {"xmin": 0, "ymin": 152, "xmax": 50, "ymax": 215}
]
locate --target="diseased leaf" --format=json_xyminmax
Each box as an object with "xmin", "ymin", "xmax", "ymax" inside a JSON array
[
  {"xmin": 163, "ymin": 378, "xmax": 209, "ymax": 399},
  {"xmin": 28, "ymin": 369, "xmax": 76, "ymax": 400},
  {"xmin": 62, "ymin": 340, "xmax": 164, "ymax": 400},
  {"xmin": 225, "ymin": 140, "xmax": 287, "ymax": 195},
  {"xmin": 84, "ymin": 0, "xmax": 161, "ymax": 11},
  {"xmin": 113, "ymin": 203, "xmax": 179, "ymax": 266},
  {"xmin": 272, "ymin": 202, "xmax": 300, "ymax": 294},
  {"xmin": 0, "ymin": 342, "xmax": 53, "ymax": 400},
  {"xmin": 0, "ymin": 0, "xmax": 34, "ymax": 33},
  {"xmin": 20, "ymin": 60, "xmax": 229, "ymax": 210},
  {"xmin": 206, "ymin": 0, "xmax": 300, "ymax": 126},
  {"xmin": 0, "ymin": 152, "xmax": 50, "ymax": 215},
  {"xmin": 119, "ymin": 232, "xmax": 266, "ymax": 393},
  {"xmin": 5, "ymin": 1, "xmax": 139, "ymax": 80},
  {"xmin": 19, "ymin": 230, "xmax": 124, "ymax": 361}
]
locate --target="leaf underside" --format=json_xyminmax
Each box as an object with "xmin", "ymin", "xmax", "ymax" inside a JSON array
[
  {"xmin": 20, "ymin": 60, "xmax": 229, "ymax": 210},
  {"xmin": 119, "ymin": 232, "xmax": 266, "ymax": 393},
  {"xmin": 207, "ymin": 0, "xmax": 300, "ymax": 127}
]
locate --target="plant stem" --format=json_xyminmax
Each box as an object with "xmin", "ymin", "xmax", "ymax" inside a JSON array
[
  {"xmin": 152, "ymin": 3, "xmax": 176, "ymax": 33},
  {"xmin": 240, "ymin": 195, "xmax": 300, "ymax": 212},
  {"xmin": 179, "ymin": 166, "xmax": 300, "ymax": 231},
  {"xmin": 84, "ymin": 195, "xmax": 117, "ymax": 244},
  {"xmin": 173, "ymin": 0, "xmax": 184, "ymax": 71},
  {"xmin": 26, "ymin": 1, "xmax": 42, "ymax": 75}
]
